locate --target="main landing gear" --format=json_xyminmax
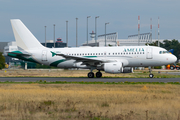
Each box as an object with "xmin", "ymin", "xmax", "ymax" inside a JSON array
[
  {"xmin": 88, "ymin": 70, "xmax": 102, "ymax": 78},
  {"xmin": 149, "ymin": 66, "xmax": 154, "ymax": 78}
]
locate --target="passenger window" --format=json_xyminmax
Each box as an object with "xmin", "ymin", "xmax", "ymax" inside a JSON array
[
  {"xmin": 93, "ymin": 53, "xmax": 95, "ymax": 55},
  {"xmin": 109, "ymin": 53, "xmax": 110, "ymax": 55},
  {"xmin": 101, "ymin": 53, "xmax": 103, "ymax": 55},
  {"xmin": 104, "ymin": 53, "xmax": 106, "ymax": 55}
]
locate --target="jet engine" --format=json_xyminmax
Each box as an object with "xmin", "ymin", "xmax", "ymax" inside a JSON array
[{"xmin": 104, "ymin": 62, "xmax": 123, "ymax": 73}]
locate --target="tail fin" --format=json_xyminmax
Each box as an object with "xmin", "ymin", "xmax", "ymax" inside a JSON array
[
  {"xmin": 10, "ymin": 19, "xmax": 44, "ymax": 50},
  {"xmin": 169, "ymin": 49, "xmax": 174, "ymax": 54}
]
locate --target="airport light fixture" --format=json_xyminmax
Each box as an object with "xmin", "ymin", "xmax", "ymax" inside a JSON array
[
  {"xmin": 105, "ymin": 22, "xmax": 109, "ymax": 47},
  {"xmin": 87, "ymin": 16, "xmax": 91, "ymax": 45},
  {"xmin": 95, "ymin": 16, "xmax": 99, "ymax": 46}
]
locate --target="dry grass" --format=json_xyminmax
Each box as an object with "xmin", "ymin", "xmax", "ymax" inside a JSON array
[
  {"xmin": 0, "ymin": 84, "xmax": 180, "ymax": 119},
  {"xmin": 0, "ymin": 69, "xmax": 179, "ymax": 78}
]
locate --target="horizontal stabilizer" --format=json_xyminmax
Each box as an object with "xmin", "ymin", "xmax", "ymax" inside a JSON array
[{"xmin": 8, "ymin": 51, "xmax": 31, "ymax": 56}]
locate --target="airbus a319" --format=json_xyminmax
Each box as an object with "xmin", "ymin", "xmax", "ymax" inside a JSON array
[{"xmin": 8, "ymin": 19, "xmax": 177, "ymax": 78}]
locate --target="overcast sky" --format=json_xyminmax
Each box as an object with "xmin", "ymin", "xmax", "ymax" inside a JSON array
[{"xmin": 0, "ymin": 0, "xmax": 180, "ymax": 46}]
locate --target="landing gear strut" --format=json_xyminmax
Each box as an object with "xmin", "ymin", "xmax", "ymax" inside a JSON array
[{"xmin": 149, "ymin": 66, "xmax": 154, "ymax": 78}]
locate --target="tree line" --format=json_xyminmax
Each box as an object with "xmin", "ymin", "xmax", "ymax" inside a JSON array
[{"xmin": 148, "ymin": 39, "xmax": 180, "ymax": 61}]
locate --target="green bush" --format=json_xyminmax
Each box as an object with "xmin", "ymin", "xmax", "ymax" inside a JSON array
[
  {"xmin": 0, "ymin": 52, "xmax": 5, "ymax": 70},
  {"xmin": 154, "ymin": 66, "xmax": 162, "ymax": 69}
]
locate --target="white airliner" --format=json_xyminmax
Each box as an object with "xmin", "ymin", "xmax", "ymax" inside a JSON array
[{"xmin": 8, "ymin": 19, "xmax": 177, "ymax": 78}]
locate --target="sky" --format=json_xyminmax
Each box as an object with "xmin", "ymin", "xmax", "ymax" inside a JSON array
[{"xmin": 0, "ymin": 0, "xmax": 180, "ymax": 47}]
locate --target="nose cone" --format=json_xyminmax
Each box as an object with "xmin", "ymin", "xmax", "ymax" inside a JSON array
[{"xmin": 170, "ymin": 55, "xmax": 177, "ymax": 63}]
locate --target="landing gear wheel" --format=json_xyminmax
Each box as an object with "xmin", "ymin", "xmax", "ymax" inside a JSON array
[
  {"xmin": 88, "ymin": 72, "xmax": 94, "ymax": 78},
  {"xmin": 170, "ymin": 66, "xmax": 174, "ymax": 70},
  {"xmin": 96, "ymin": 72, "xmax": 102, "ymax": 78},
  {"xmin": 149, "ymin": 74, "xmax": 154, "ymax": 78}
]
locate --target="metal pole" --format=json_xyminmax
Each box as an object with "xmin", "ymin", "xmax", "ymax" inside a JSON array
[
  {"xmin": 138, "ymin": 16, "xmax": 140, "ymax": 46},
  {"xmin": 45, "ymin": 26, "xmax": 46, "ymax": 47},
  {"xmin": 87, "ymin": 16, "xmax": 91, "ymax": 45},
  {"xmin": 66, "ymin": 21, "xmax": 68, "ymax": 47},
  {"xmin": 53, "ymin": 24, "xmax": 55, "ymax": 48},
  {"xmin": 158, "ymin": 17, "xmax": 160, "ymax": 47},
  {"xmin": 150, "ymin": 18, "xmax": 152, "ymax": 43},
  {"xmin": 95, "ymin": 16, "xmax": 99, "ymax": 47},
  {"xmin": 105, "ymin": 24, "xmax": 106, "ymax": 47},
  {"xmin": 76, "ymin": 18, "xmax": 78, "ymax": 47},
  {"xmin": 105, "ymin": 22, "xmax": 109, "ymax": 47}
]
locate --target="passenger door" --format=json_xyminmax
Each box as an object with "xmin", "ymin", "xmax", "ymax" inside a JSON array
[
  {"xmin": 42, "ymin": 50, "xmax": 47, "ymax": 61},
  {"xmin": 146, "ymin": 48, "xmax": 153, "ymax": 59}
]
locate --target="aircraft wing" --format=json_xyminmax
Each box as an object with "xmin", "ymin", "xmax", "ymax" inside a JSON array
[
  {"xmin": 7, "ymin": 51, "xmax": 31, "ymax": 56},
  {"xmin": 51, "ymin": 51, "xmax": 125, "ymax": 66},
  {"xmin": 52, "ymin": 51, "xmax": 117, "ymax": 66},
  {"xmin": 56, "ymin": 53, "xmax": 104, "ymax": 63}
]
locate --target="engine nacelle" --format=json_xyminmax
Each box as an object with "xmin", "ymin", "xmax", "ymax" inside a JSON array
[
  {"xmin": 104, "ymin": 62, "xmax": 123, "ymax": 73},
  {"xmin": 123, "ymin": 67, "xmax": 133, "ymax": 73}
]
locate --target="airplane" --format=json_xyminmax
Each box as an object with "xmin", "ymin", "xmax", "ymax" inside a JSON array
[{"xmin": 8, "ymin": 19, "xmax": 177, "ymax": 78}]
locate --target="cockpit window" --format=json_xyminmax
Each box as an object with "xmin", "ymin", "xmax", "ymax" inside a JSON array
[{"xmin": 159, "ymin": 51, "xmax": 169, "ymax": 54}]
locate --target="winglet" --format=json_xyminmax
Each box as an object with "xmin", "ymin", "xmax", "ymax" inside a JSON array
[{"xmin": 51, "ymin": 51, "xmax": 56, "ymax": 57}]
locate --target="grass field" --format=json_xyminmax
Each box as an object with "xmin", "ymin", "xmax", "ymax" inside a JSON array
[
  {"xmin": 0, "ymin": 84, "xmax": 180, "ymax": 120},
  {"xmin": 0, "ymin": 69, "xmax": 180, "ymax": 78}
]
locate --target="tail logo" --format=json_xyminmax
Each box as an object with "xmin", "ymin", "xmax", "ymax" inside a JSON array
[{"xmin": 51, "ymin": 51, "xmax": 56, "ymax": 57}]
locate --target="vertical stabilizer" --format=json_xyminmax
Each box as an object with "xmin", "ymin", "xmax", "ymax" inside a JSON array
[{"xmin": 10, "ymin": 19, "xmax": 44, "ymax": 50}]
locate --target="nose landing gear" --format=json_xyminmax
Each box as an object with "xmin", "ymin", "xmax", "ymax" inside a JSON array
[{"xmin": 149, "ymin": 66, "xmax": 154, "ymax": 78}]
